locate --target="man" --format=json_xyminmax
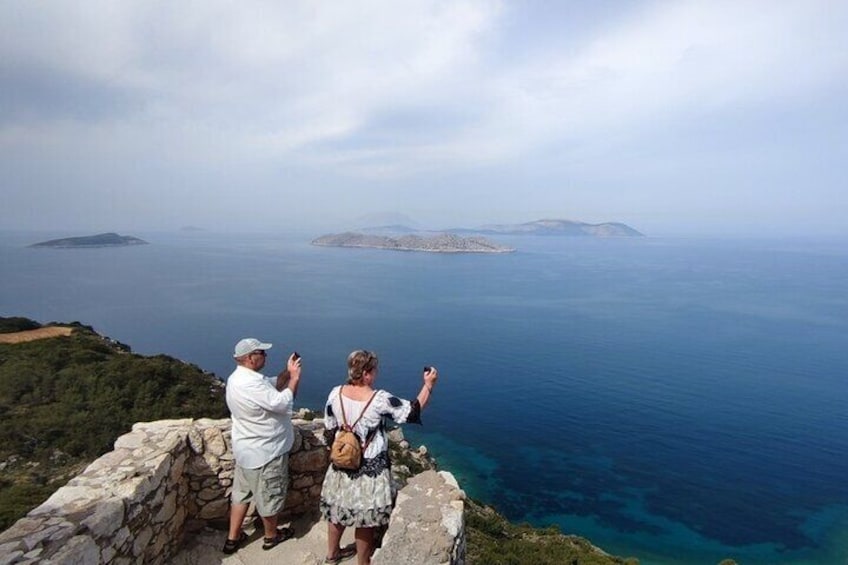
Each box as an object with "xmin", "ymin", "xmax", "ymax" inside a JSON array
[{"xmin": 223, "ymin": 337, "xmax": 302, "ymax": 554}]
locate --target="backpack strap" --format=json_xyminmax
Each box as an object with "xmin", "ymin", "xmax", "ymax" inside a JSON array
[{"xmin": 338, "ymin": 386, "xmax": 350, "ymax": 430}]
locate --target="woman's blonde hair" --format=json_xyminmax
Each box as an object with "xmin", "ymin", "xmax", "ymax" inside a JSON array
[{"xmin": 347, "ymin": 349, "xmax": 378, "ymax": 384}]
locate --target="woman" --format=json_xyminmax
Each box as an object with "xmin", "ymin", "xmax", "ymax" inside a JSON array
[{"xmin": 320, "ymin": 350, "xmax": 438, "ymax": 565}]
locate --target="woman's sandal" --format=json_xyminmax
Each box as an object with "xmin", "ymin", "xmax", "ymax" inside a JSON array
[
  {"xmin": 222, "ymin": 531, "xmax": 248, "ymax": 554},
  {"xmin": 324, "ymin": 543, "xmax": 357, "ymax": 563},
  {"xmin": 262, "ymin": 526, "xmax": 294, "ymax": 550}
]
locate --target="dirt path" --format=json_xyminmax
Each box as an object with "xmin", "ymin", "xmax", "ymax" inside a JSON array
[{"xmin": 0, "ymin": 326, "xmax": 74, "ymax": 344}]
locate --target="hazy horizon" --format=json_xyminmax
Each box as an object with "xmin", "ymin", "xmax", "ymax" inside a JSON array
[{"xmin": 2, "ymin": 1, "xmax": 846, "ymax": 238}]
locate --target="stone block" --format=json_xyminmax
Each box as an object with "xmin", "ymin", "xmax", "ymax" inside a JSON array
[
  {"xmin": 201, "ymin": 477, "xmax": 220, "ymax": 488},
  {"xmin": 0, "ymin": 517, "xmax": 42, "ymax": 544},
  {"xmin": 186, "ymin": 456, "xmax": 215, "ymax": 476},
  {"xmin": 101, "ymin": 545, "xmax": 116, "ymax": 563},
  {"xmin": 197, "ymin": 487, "xmax": 223, "ymax": 502},
  {"xmin": 187, "ymin": 426, "xmax": 204, "ymax": 454},
  {"xmin": 32, "ymin": 484, "xmax": 100, "ymax": 516},
  {"xmin": 170, "ymin": 453, "xmax": 187, "ymax": 485},
  {"xmin": 154, "ymin": 491, "xmax": 178, "ymax": 523},
  {"xmin": 81, "ymin": 497, "xmax": 126, "ymax": 538},
  {"xmin": 290, "ymin": 428, "xmax": 303, "ymax": 453},
  {"xmin": 135, "ymin": 419, "xmax": 193, "ymax": 431},
  {"xmin": 112, "ymin": 475, "xmax": 154, "ymax": 503},
  {"xmin": 161, "ymin": 429, "xmax": 188, "ymax": 453},
  {"xmin": 82, "ymin": 449, "xmax": 131, "ymax": 474},
  {"xmin": 0, "ymin": 550, "xmax": 24, "ymax": 565},
  {"xmin": 132, "ymin": 526, "xmax": 154, "ymax": 557},
  {"xmin": 22, "ymin": 548, "xmax": 42, "ymax": 560},
  {"xmin": 114, "ymin": 431, "xmax": 147, "ymax": 450},
  {"xmin": 289, "ymin": 449, "xmax": 328, "ymax": 473},
  {"xmin": 284, "ymin": 489, "xmax": 305, "ymax": 509},
  {"xmin": 202, "ymin": 427, "xmax": 227, "ymax": 456},
  {"xmin": 22, "ymin": 524, "xmax": 61, "ymax": 551},
  {"xmin": 292, "ymin": 475, "xmax": 314, "ymax": 489},
  {"xmin": 197, "ymin": 498, "xmax": 229, "ymax": 520},
  {"xmin": 112, "ymin": 526, "xmax": 131, "ymax": 552},
  {"xmin": 148, "ymin": 531, "xmax": 168, "ymax": 562},
  {"xmin": 48, "ymin": 535, "xmax": 99, "ymax": 564}
]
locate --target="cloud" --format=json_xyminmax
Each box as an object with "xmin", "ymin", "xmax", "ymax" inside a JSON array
[
  {"xmin": 471, "ymin": 1, "xmax": 848, "ymax": 154},
  {"xmin": 1, "ymin": 0, "xmax": 846, "ymax": 234},
  {"xmin": 4, "ymin": 0, "xmax": 845, "ymax": 164}
]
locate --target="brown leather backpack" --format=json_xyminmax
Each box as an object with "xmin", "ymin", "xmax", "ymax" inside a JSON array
[{"xmin": 330, "ymin": 387, "xmax": 377, "ymax": 470}]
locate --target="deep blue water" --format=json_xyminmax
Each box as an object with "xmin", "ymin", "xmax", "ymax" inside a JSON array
[{"xmin": 2, "ymin": 230, "xmax": 847, "ymax": 564}]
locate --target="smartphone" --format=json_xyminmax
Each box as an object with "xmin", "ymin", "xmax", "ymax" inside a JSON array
[
  {"xmin": 423, "ymin": 366, "xmax": 432, "ymax": 373},
  {"xmin": 292, "ymin": 352, "xmax": 301, "ymax": 361}
]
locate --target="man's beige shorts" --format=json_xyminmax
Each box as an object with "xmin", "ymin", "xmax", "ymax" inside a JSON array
[{"xmin": 231, "ymin": 453, "xmax": 289, "ymax": 517}]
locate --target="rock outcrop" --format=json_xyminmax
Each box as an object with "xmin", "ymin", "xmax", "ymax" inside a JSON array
[{"xmin": 373, "ymin": 470, "xmax": 466, "ymax": 565}]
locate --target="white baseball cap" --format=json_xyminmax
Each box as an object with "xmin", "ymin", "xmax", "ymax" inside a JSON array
[{"xmin": 233, "ymin": 338, "xmax": 272, "ymax": 358}]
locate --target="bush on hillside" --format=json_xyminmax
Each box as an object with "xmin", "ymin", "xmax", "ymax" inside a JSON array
[
  {"xmin": 0, "ymin": 318, "xmax": 228, "ymax": 530},
  {"xmin": 0, "ymin": 317, "xmax": 42, "ymax": 333},
  {"xmin": 465, "ymin": 498, "xmax": 639, "ymax": 565}
]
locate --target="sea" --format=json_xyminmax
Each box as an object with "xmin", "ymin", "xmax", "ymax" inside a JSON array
[{"xmin": 1, "ymin": 229, "xmax": 847, "ymax": 565}]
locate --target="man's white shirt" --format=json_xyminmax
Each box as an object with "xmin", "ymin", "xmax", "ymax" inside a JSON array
[{"xmin": 226, "ymin": 365, "xmax": 294, "ymax": 469}]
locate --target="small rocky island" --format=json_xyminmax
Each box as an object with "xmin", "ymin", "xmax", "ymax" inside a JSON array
[
  {"xmin": 29, "ymin": 232, "xmax": 149, "ymax": 248},
  {"xmin": 312, "ymin": 232, "xmax": 515, "ymax": 253}
]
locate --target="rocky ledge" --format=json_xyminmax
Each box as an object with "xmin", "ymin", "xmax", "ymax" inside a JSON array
[
  {"xmin": 312, "ymin": 232, "xmax": 514, "ymax": 253},
  {"xmin": 0, "ymin": 414, "xmax": 457, "ymax": 565}
]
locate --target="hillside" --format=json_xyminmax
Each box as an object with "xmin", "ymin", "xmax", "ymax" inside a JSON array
[{"xmin": 0, "ymin": 317, "xmax": 227, "ymax": 530}]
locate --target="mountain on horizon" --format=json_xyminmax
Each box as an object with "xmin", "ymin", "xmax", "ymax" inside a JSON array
[
  {"xmin": 461, "ymin": 218, "xmax": 643, "ymax": 237},
  {"xmin": 348, "ymin": 218, "xmax": 643, "ymax": 238},
  {"xmin": 349, "ymin": 212, "xmax": 422, "ymax": 232}
]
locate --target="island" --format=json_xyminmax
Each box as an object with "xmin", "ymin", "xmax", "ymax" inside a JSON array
[
  {"xmin": 311, "ymin": 232, "xmax": 515, "ymax": 253},
  {"xmin": 29, "ymin": 232, "xmax": 149, "ymax": 248},
  {"xmin": 457, "ymin": 218, "xmax": 644, "ymax": 237}
]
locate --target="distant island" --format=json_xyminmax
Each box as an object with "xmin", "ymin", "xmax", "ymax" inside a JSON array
[
  {"xmin": 358, "ymin": 218, "xmax": 644, "ymax": 238},
  {"xmin": 312, "ymin": 232, "xmax": 515, "ymax": 253},
  {"xmin": 29, "ymin": 232, "xmax": 149, "ymax": 248},
  {"xmin": 457, "ymin": 219, "xmax": 643, "ymax": 237}
]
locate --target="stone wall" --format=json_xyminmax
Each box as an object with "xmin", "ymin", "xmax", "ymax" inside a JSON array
[{"xmin": 0, "ymin": 416, "xmax": 464, "ymax": 565}]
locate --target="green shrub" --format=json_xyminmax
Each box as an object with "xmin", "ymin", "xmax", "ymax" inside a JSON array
[
  {"xmin": 0, "ymin": 317, "xmax": 41, "ymax": 333},
  {"xmin": 465, "ymin": 498, "xmax": 639, "ymax": 565},
  {"xmin": 0, "ymin": 317, "xmax": 229, "ymax": 530}
]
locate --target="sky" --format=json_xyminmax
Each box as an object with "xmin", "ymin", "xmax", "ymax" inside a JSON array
[{"xmin": 1, "ymin": 0, "xmax": 846, "ymax": 237}]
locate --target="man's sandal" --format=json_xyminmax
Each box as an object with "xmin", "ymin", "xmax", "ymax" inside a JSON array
[
  {"xmin": 324, "ymin": 543, "xmax": 357, "ymax": 563},
  {"xmin": 222, "ymin": 531, "xmax": 248, "ymax": 554},
  {"xmin": 262, "ymin": 526, "xmax": 294, "ymax": 550}
]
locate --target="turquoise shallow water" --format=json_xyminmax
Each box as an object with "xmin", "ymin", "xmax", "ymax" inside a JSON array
[{"xmin": 2, "ymin": 231, "xmax": 847, "ymax": 564}]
